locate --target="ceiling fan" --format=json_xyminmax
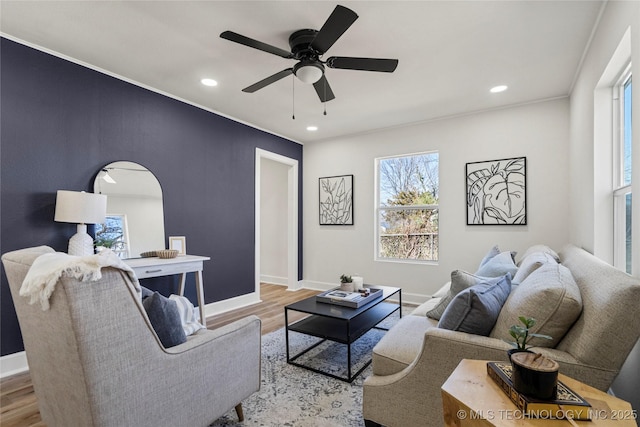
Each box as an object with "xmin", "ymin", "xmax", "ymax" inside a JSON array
[{"xmin": 220, "ymin": 5, "xmax": 399, "ymax": 103}]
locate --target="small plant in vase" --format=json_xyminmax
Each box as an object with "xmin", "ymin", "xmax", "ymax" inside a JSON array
[
  {"xmin": 339, "ymin": 274, "xmax": 354, "ymax": 292},
  {"xmin": 506, "ymin": 316, "xmax": 558, "ymax": 400},
  {"xmin": 506, "ymin": 316, "xmax": 552, "ymax": 353}
]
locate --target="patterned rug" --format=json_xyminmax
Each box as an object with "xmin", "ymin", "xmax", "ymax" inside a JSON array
[{"xmin": 210, "ymin": 310, "xmax": 402, "ymax": 427}]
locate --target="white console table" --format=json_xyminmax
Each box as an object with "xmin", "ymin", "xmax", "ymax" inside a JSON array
[{"xmin": 124, "ymin": 255, "xmax": 210, "ymax": 326}]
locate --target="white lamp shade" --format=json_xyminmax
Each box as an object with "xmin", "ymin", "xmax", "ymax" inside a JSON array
[
  {"xmin": 55, "ymin": 190, "xmax": 107, "ymax": 224},
  {"xmin": 295, "ymin": 64, "xmax": 323, "ymax": 84}
]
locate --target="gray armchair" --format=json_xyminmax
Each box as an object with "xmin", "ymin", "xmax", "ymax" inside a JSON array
[{"xmin": 2, "ymin": 246, "xmax": 261, "ymax": 427}]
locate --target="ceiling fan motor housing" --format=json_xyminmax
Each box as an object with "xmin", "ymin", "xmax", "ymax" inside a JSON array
[{"xmin": 289, "ymin": 29, "xmax": 320, "ymax": 58}]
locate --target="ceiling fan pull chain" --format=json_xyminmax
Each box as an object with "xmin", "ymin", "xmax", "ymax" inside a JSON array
[
  {"xmin": 323, "ymin": 79, "xmax": 327, "ymax": 116},
  {"xmin": 292, "ymin": 74, "xmax": 296, "ymax": 120}
]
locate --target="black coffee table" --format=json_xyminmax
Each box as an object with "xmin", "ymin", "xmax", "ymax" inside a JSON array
[{"xmin": 284, "ymin": 285, "xmax": 401, "ymax": 382}]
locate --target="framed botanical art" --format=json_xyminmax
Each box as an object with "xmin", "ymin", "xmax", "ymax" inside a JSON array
[
  {"xmin": 319, "ymin": 174, "xmax": 354, "ymax": 225},
  {"xmin": 466, "ymin": 157, "xmax": 527, "ymax": 225}
]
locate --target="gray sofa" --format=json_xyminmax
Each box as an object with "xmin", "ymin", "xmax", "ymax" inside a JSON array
[
  {"xmin": 2, "ymin": 246, "xmax": 261, "ymax": 427},
  {"xmin": 363, "ymin": 244, "xmax": 640, "ymax": 427}
]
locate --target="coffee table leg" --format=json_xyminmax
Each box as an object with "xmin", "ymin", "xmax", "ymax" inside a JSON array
[
  {"xmin": 347, "ymin": 321, "xmax": 352, "ymax": 381},
  {"xmin": 285, "ymin": 308, "xmax": 290, "ymax": 362}
]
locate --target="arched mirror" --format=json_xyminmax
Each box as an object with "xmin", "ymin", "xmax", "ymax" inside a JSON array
[{"xmin": 93, "ymin": 161, "xmax": 165, "ymax": 258}]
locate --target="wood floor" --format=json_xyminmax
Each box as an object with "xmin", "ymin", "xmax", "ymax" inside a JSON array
[{"xmin": 0, "ymin": 283, "xmax": 319, "ymax": 427}]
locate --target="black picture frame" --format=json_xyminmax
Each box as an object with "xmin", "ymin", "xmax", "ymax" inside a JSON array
[
  {"xmin": 319, "ymin": 174, "xmax": 354, "ymax": 225},
  {"xmin": 466, "ymin": 157, "xmax": 527, "ymax": 225}
]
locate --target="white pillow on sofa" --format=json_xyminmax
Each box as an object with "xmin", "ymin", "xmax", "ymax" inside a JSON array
[
  {"xmin": 490, "ymin": 262, "xmax": 582, "ymax": 348},
  {"xmin": 475, "ymin": 251, "xmax": 518, "ymax": 278}
]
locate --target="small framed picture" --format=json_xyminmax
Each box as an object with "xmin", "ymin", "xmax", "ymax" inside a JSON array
[{"xmin": 169, "ymin": 236, "xmax": 186, "ymax": 255}]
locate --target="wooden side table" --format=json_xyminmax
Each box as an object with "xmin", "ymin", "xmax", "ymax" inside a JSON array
[{"xmin": 441, "ymin": 359, "xmax": 638, "ymax": 427}]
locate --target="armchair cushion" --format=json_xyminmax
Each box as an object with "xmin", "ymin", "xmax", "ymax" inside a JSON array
[
  {"xmin": 143, "ymin": 291, "xmax": 187, "ymax": 348},
  {"xmin": 490, "ymin": 262, "xmax": 582, "ymax": 348},
  {"xmin": 438, "ymin": 274, "xmax": 511, "ymax": 336}
]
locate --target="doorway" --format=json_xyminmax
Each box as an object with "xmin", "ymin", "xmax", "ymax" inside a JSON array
[{"xmin": 255, "ymin": 149, "xmax": 299, "ymax": 298}]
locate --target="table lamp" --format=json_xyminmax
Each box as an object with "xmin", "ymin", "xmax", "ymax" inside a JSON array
[{"xmin": 54, "ymin": 190, "xmax": 107, "ymax": 256}]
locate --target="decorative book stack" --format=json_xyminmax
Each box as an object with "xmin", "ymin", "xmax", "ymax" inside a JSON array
[
  {"xmin": 487, "ymin": 362, "xmax": 592, "ymax": 421},
  {"xmin": 316, "ymin": 287, "xmax": 383, "ymax": 308}
]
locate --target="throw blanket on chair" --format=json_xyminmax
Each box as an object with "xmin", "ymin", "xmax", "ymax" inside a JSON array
[{"xmin": 21, "ymin": 249, "xmax": 141, "ymax": 310}]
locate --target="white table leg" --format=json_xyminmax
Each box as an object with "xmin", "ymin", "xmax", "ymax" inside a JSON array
[
  {"xmin": 177, "ymin": 272, "xmax": 187, "ymax": 296},
  {"xmin": 195, "ymin": 271, "xmax": 206, "ymax": 327}
]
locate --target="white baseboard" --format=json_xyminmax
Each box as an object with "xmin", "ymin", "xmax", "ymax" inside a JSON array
[
  {"xmin": 0, "ymin": 351, "xmax": 29, "ymax": 379},
  {"xmin": 260, "ymin": 274, "xmax": 288, "ymax": 287},
  {"xmin": 203, "ymin": 290, "xmax": 261, "ymax": 318}
]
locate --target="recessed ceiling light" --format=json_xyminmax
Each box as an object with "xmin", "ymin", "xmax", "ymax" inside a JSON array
[
  {"xmin": 201, "ymin": 78, "xmax": 218, "ymax": 87},
  {"xmin": 306, "ymin": 126, "xmax": 318, "ymax": 131},
  {"xmin": 490, "ymin": 85, "xmax": 508, "ymax": 93}
]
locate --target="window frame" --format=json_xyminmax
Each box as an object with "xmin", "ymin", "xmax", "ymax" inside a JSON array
[
  {"xmin": 374, "ymin": 150, "xmax": 439, "ymax": 264},
  {"xmin": 612, "ymin": 64, "xmax": 632, "ymax": 273}
]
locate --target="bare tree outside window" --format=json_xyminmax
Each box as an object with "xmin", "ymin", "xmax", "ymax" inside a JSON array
[{"xmin": 377, "ymin": 152, "xmax": 439, "ymax": 261}]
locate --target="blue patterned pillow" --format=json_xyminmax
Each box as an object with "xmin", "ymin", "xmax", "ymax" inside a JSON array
[
  {"xmin": 438, "ymin": 274, "xmax": 512, "ymax": 336},
  {"xmin": 142, "ymin": 292, "xmax": 187, "ymax": 348}
]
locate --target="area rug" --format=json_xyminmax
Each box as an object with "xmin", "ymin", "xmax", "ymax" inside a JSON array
[{"xmin": 210, "ymin": 310, "xmax": 403, "ymax": 426}]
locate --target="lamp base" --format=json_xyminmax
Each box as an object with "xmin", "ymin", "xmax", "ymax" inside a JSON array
[{"xmin": 68, "ymin": 224, "xmax": 94, "ymax": 256}]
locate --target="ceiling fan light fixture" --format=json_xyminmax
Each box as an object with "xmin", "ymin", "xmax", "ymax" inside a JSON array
[{"xmin": 293, "ymin": 61, "xmax": 324, "ymax": 84}]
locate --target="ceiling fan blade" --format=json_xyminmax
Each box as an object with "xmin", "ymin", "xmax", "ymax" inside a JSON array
[
  {"xmin": 220, "ymin": 31, "xmax": 292, "ymax": 59},
  {"xmin": 313, "ymin": 75, "xmax": 336, "ymax": 103},
  {"xmin": 242, "ymin": 69, "xmax": 293, "ymax": 93},
  {"xmin": 326, "ymin": 57, "xmax": 399, "ymax": 72},
  {"xmin": 310, "ymin": 5, "xmax": 358, "ymax": 54}
]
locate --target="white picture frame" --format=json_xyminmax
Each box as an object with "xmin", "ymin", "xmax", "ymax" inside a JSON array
[{"xmin": 169, "ymin": 236, "xmax": 186, "ymax": 255}]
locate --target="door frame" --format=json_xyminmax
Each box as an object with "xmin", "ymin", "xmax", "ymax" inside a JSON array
[{"xmin": 255, "ymin": 148, "xmax": 300, "ymax": 295}]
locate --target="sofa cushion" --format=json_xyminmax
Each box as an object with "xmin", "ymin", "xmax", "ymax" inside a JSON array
[
  {"xmin": 475, "ymin": 251, "xmax": 518, "ymax": 278},
  {"xmin": 143, "ymin": 292, "xmax": 187, "ymax": 348},
  {"xmin": 432, "ymin": 281, "xmax": 451, "ymax": 298},
  {"xmin": 478, "ymin": 245, "xmax": 501, "ymax": 269},
  {"xmin": 517, "ymin": 244, "xmax": 560, "ymax": 265},
  {"xmin": 412, "ymin": 297, "xmax": 443, "ymax": 317},
  {"xmin": 426, "ymin": 271, "xmax": 504, "ymax": 320},
  {"xmin": 372, "ymin": 315, "xmax": 438, "ymax": 376},
  {"xmin": 438, "ymin": 274, "xmax": 511, "ymax": 336},
  {"xmin": 512, "ymin": 251, "xmax": 558, "ymax": 284},
  {"xmin": 490, "ymin": 262, "xmax": 582, "ymax": 348}
]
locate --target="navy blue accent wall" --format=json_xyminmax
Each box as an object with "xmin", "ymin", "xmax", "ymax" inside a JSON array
[{"xmin": 0, "ymin": 38, "xmax": 303, "ymax": 356}]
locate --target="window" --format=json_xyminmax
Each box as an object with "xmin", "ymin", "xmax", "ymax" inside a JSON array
[
  {"xmin": 376, "ymin": 152, "xmax": 439, "ymax": 262},
  {"xmin": 613, "ymin": 68, "xmax": 632, "ymax": 273}
]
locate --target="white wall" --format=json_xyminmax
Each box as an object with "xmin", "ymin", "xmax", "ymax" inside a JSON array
[
  {"xmin": 260, "ymin": 158, "xmax": 289, "ymax": 285},
  {"xmin": 303, "ymin": 98, "xmax": 571, "ymax": 302},
  {"xmin": 568, "ymin": 0, "xmax": 640, "ymax": 410}
]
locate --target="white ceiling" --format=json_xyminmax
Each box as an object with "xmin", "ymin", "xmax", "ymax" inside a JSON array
[{"xmin": 0, "ymin": 1, "xmax": 604, "ymax": 144}]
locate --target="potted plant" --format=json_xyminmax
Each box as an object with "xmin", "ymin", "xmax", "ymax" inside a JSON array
[
  {"xmin": 339, "ymin": 274, "xmax": 354, "ymax": 292},
  {"xmin": 506, "ymin": 316, "xmax": 558, "ymax": 400},
  {"xmin": 506, "ymin": 316, "xmax": 552, "ymax": 354}
]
